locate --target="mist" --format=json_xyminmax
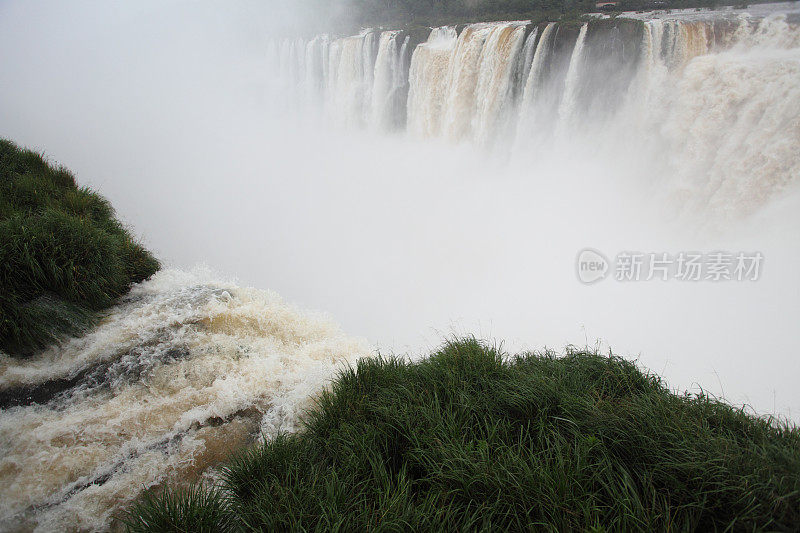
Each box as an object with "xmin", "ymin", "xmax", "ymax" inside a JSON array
[{"xmin": 1, "ymin": 0, "xmax": 799, "ymax": 428}]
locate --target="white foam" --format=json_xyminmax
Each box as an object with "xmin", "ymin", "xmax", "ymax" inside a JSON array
[{"xmin": 0, "ymin": 267, "xmax": 371, "ymax": 532}]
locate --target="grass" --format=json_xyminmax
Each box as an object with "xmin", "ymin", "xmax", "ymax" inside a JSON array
[
  {"xmin": 123, "ymin": 338, "xmax": 800, "ymax": 532},
  {"xmin": 0, "ymin": 138, "xmax": 159, "ymax": 357}
]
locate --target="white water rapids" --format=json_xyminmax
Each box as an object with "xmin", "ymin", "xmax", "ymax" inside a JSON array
[
  {"xmin": 0, "ymin": 269, "xmax": 370, "ymax": 531},
  {"xmin": 0, "ymin": 2, "xmax": 799, "ymax": 531}
]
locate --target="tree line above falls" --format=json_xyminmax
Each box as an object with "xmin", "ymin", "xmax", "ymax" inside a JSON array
[{"xmin": 297, "ymin": 0, "xmax": 759, "ymax": 34}]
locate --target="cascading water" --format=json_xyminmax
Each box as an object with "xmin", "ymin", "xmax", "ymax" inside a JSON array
[
  {"xmin": 295, "ymin": 29, "xmax": 412, "ymax": 129},
  {"xmin": 472, "ymin": 22, "xmax": 528, "ymax": 145},
  {"xmin": 624, "ymin": 11, "xmax": 800, "ymax": 218},
  {"xmin": 556, "ymin": 23, "xmax": 589, "ymax": 138},
  {"xmin": 518, "ymin": 26, "xmax": 540, "ymax": 99},
  {"xmin": 516, "ymin": 22, "xmax": 556, "ymax": 144},
  {"xmin": 303, "ymin": 35, "xmax": 328, "ymax": 105},
  {"xmin": 370, "ymin": 31, "xmax": 411, "ymax": 130},
  {"xmin": 0, "ymin": 268, "xmax": 370, "ymax": 531},
  {"xmin": 271, "ymin": 5, "xmax": 800, "ymax": 217},
  {"xmin": 407, "ymin": 26, "xmax": 459, "ymax": 137},
  {"xmin": 441, "ymin": 24, "xmax": 497, "ymax": 141},
  {"xmin": 328, "ymin": 31, "xmax": 378, "ymax": 127}
]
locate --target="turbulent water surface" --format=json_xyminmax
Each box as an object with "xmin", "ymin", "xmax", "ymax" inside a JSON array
[{"xmin": 0, "ymin": 269, "xmax": 370, "ymax": 531}]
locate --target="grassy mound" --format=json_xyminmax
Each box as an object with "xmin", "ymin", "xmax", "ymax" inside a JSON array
[
  {"xmin": 0, "ymin": 139, "xmax": 159, "ymax": 356},
  {"xmin": 124, "ymin": 339, "xmax": 800, "ymax": 532}
]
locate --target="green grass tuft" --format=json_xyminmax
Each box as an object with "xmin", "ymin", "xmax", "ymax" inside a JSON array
[
  {"xmin": 0, "ymin": 138, "xmax": 160, "ymax": 356},
  {"xmin": 121, "ymin": 486, "xmax": 237, "ymax": 533},
  {"xmin": 124, "ymin": 338, "xmax": 800, "ymax": 531}
]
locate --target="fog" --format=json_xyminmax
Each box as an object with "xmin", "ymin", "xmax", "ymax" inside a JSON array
[{"xmin": 1, "ymin": 0, "xmax": 799, "ymax": 422}]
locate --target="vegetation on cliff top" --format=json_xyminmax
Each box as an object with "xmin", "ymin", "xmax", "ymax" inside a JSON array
[
  {"xmin": 297, "ymin": 0, "xmax": 747, "ymax": 34},
  {"xmin": 0, "ymin": 139, "xmax": 159, "ymax": 357},
  {"xmin": 124, "ymin": 338, "xmax": 800, "ymax": 532}
]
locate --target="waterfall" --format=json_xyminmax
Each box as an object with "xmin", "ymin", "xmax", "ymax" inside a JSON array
[
  {"xmin": 0, "ymin": 268, "xmax": 371, "ymax": 531},
  {"xmin": 516, "ymin": 22, "xmax": 556, "ymax": 143},
  {"xmin": 269, "ymin": 7, "xmax": 800, "ymax": 212},
  {"xmin": 440, "ymin": 24, "xmax": 495, "ymax": 140},
  {"xmin": 329, "ymin": 31, "xmax": 377, "ymax": 127},
  {"xmin": 408, "ymin": 21, "xmax": 530, "ymax": 141},
  {"xmin": 370, "ymin": 31, "xmax": 409, "ymax": 131},
  {"xmin": 473, "ymin": 22, "xmax": 528, "ymax": 145},
  {"xmin": 304, "ymin": 35, "xmax": 327, "ymax": 106},
  {"xmin": 518, "ymin": 27, "xmax": 540, "ymax": 97},
  {"xmin": 654, "ymin": 14, "xmax": 800, "ymax": 218},
  {"xmin": 522, "ymin": 23, "xmax": 556, "ymax": 104},
  {"xmin": 407, "ymin": 26, "xmax": 458, "ymax": 137},
  {"xmin": 556, "ymin": 23, "xmax": 589, "ymax": 138}
]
